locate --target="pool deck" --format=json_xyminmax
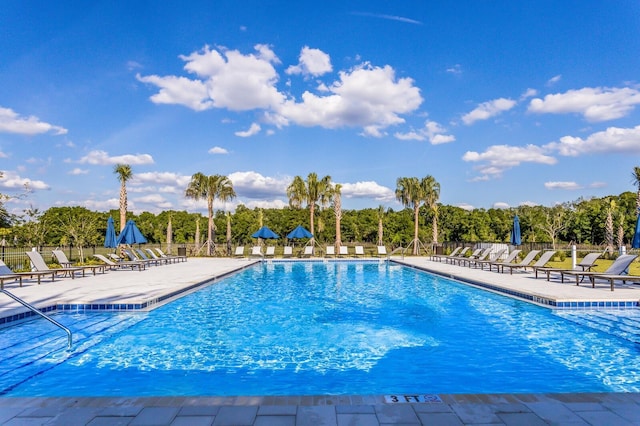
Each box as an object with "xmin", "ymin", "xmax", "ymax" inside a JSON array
[{"xmin": 1, "ymin": 256, "xmax": 640, "ymax": 425}]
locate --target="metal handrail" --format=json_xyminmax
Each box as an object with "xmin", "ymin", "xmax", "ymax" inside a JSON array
[
  {"xmin": 388, "ymin": 246, "xmax": 407, "ymax": 260},
  {"xmin": 1, "ymin": 289, "xmax": 72, "ymax": 349}
]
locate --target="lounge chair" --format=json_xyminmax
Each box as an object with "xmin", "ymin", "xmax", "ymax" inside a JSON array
[
  {"xmin": 0, "ymin": 259, "xmax": 59, "ymax": 289},
  {"xmin": 467, "ymin": 248, "xmax": 506, "ymax": 269},
  {"xmin": 507, "ymin": 250, "xmax": 557, "ymax": 275},
  {"xmin": 250, "ymin": 246, "xmax": 264, "ymax": 258},
  {"xmin": 52, "ymin": 250, "xmax": 107, "ymax": 275},
  {"xmin": 302, "ymin": 246, "xmax": 314, "ymax": 258},
  {"xmin": 325, "ymin": 246, "xmax": 335, "ymax": 257},
  {"xmin": 283, "ymin": 246, "xmax": 293, "ymax": 258},
  {"xmin": 355, "ymin": 246, "xmax": 365, "ymax": 257},
  {"xmin": 132, "ymin": 248, "xmax": 163, "ymax": 266},
  {"xmin": 377, "ymin": 246, "xmax": 388, "ymax": 257},
  {"xmin": 93, "ymin": 254, "xmax": 146, "ymax": 271},
  {"xmin": 144, "ymin": 248, "xmax": 173, "ymax": 264},
  {"xmin": 497, "ymin": 250, "xmax": 541, "ymax": 274},
  {"xmin": 475, "ymin": 249, "xmax": 520, "ymax": 271},
  {"xmin": 561, "ymin": 254, "xmax": 639, "ymax": 290},
  {"xmin": 25, "ymin": 251, "xmax": 86, "ymax": 279},
  {"xmin": 430, "ymin": 247, "xmax": 462, "ymax": 262},
  {"xmin": 265, "ymin": 246, "xmax": 275, "ymax": 258},
  {"xmin": 155, "ymin": 248, "xmax": 187, "ymax": 262},
  {"xmin": 442, "ymin": 247, "xmax": 470, "ymax": 264},
  {"xmin": 233, "ymin": 246, "xmax": 245, "ymax": 258},
  {"xmin": 535, "ymin": 252, "xmax": 602, "ymax": 280},
  {"xmin": 458, "ymin": 247, "xmax": 493, "ymax": 267},
  {"xmin": 339, "ymin": 246, "xmax": 349, "ymax": 257},
  {"xmin": 451, "ymin": 248, "xmax": 482, "ymax": 265}
]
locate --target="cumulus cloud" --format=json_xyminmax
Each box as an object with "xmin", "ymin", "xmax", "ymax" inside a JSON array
[
  {"xmin": 135, "ymin": 171, "xmax": 192, "ymax": 188},
  {"xmin": 139, "ymin": 45, "xmax": 423, "ymax": 136},
  {"xmin": 461, "ymin": 98, "xmax": 516, "ymax": 125},
  {"xmin": 278, "ymin": 63, "xmax": 422, "ymax": 136},
  {"xmin": 493, "ymin": 202, "xmax": 510, "ymax": 209},
  {"xmin": 544, "ymin": 181, "xmax": 582, "ymax": 190},
  {"xmin": 462, "ymin": 144, "xmax": 557, "ymax": 179},
  {"xmin": 456, "ymin": 203, "xmax": 474, "ymax": 211},
  {"xmin": 544, "ymin": 125, "xmax": 640, "ymax": 156},
  {"xmin": 0, "ymin": 170, "xmax": 49, "ymax": 191},
  {"xmin": 339, "ymin": 181, "xmax": 395, "ymax": 202},
  {"xmin": 235, "ymin": 123, "xmax": 261, "ymax": 137},
  {"xmin": 0, "ymin": 106, "xmax": 67, "ymax": 135},
  {"xmin": 78, "ymin": 150, "xmax": 154, "ymax": 166},
  {"xmin": 286, "ymin": 46, "xmax": 332, "ymax": 77},
  {"xmin": 208, "ymin": 146, "xmax": 229, "ymax": 154},
  {"xmin": 528, "ymin": 87, "xmax": 640, "ymax": 122},
  {"xmin": 242, "ymin": 199, "xmax": 288, "ymax": 210},
  {"xmin": 394, "ymin": 120, "xmax": 455, "ymax": 144},
  {"xmin": 228, "ymin": 171, "xmax": 290, "ymax": 199}
]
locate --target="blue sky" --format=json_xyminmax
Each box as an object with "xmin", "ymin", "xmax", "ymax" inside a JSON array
[{"xmin": 1, "ymin": 1, "xmax": 640, "ymax": 217}]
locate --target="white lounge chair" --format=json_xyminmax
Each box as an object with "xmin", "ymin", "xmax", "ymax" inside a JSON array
[
  {"xmin": 265, "ymin": 246, "xmax": 275, "ymax": 258},
  {"xmin": 325, "ymin": 246, "xmax": 335, "ymax": 257},
  {"xmin": 302, "ymin": 246, "xmax": 314, "ymax": 257},
  {"xmin": 26, "ymin": 251, "xmax": 85, "ymax": 279},
  {"xmin": 250, "ymin": 246, "xmax": 264, "ymax": 258},
  {"xmin": 283, "ymin": 246, "xmax": 293, "ymax": 258},
  {"xmin": 339, "ymin": 246, "xmax": 349, "ymax": 257},
  {"xmin": 355, "ymin": 246, "xmax": 365, "ymax": 257},
  {"xmin": 377, "ymin": 246, "xmax": 387, "ymax": 256},
  {"xmin": 234, "ymin": 246, "xmax": 245, "ymax": 258}
]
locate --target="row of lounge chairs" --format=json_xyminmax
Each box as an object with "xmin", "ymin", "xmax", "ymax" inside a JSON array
[
  {"xmin": 0, "ymin": 248, "xmax": 187, "ymax": 290},
  {"xmin": 431, "ymin": 246, "xmax": 640, "ymax": 291},
  {"xmin": 235, "ymin": 245, "xmax": 389, "ymax": 258}
]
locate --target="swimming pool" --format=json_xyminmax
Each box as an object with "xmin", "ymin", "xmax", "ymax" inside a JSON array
[{"xmin": 2, "ymin": 261, "xmax": 640, "ymax": 396}]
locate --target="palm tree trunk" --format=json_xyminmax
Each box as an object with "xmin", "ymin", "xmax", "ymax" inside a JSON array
[
  {"xmin": 432, "ymin": 215, "xmax": 438, "ymax": 244},
  {"xmin": 413, "ymin": 205, "xmax": 420, "ymax": 255},
  {"xmin": 309, "ymin": 204, "xmax": 315, "ymax": 243},
  {"xmin": 378, "ymin": 219, "xmax": 383, "ymax": 246},
  {"xmin": 207, "ymin": 199, "xmax": 214, "ymax": 256}
]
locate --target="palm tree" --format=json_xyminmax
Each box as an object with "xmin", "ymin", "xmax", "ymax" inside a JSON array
[
  {"xmin": 286, "ymin": 172, "xmax": 332, "ymax": 240},
  {"xmin": 422, "ymin": 175, "xmax": 441, "ymax": 245},
  {"xmin": 632, "ymin": 166, "xmax": 640, "ymax": 213},
  {"xmin": 113, "ymin": 164, "xmax": 132, "ymax": 232},
  {"xmin": 185, "ymin": 173, "xmax": 236, "ymax": 256},
  {"xmin": 376, "ymin": 205, "xmax": 385, "ymax": 246},
  {"xmin": 396, "ymin": 177, "xmax": 424, "ymax": 255},
  {"xmin": 332, "ymin": 184, "xmax": 342, "ymax": 250}
]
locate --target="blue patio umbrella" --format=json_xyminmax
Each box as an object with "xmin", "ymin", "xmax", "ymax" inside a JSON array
[
  {"xmin": 632, "ymin": 214, "xmax": 640, "ymax": 249},
  {"xmin": 287, "ymin": 225, "xmax": 313, "ymax": 240},
  {"xmin": 251, "ymin": 226, "xmax": 279, "ymax": 239},
  {"xmin": 104, "ymin": 216, "xmax": 117, "ymax": 248},
  {"xmin": 116, "ymin": 219, "xmax": 148, "ymax": 245},
  {"xmin": 510, "ymin": 215, "xmax": 521, "ymax": 246}
]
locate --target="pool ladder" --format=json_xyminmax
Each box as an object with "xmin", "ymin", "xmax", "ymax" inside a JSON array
[{"xmin": 1, "ymin": 289, "xmax": 72, "ymax": 349}]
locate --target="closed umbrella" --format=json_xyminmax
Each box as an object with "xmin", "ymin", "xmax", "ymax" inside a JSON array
[
  {"xmin": 251, "ymin": 226, "xmax": 279, "ymax": 240},
  {"xmin": 104, "ymin": 216, "xmax": 117, "ymax": 248},
  {"xmin": 510, "ymin": 215, "xmax": 521, "ymax": 246},
  {"xmin": 116, "ymin": 220, "xmax": 148, "ymax": 245},
  {"xmin": 287, "ymin": 225, "xmax": 313, "ymax": 240},
  {"xmin": 632, "ymin": 214, "xmax": 640, "ymax": 249}
]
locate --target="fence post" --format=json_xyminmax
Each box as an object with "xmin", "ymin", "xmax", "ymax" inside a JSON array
[{"xmin": 571, "ymin": 245, "xmax": 577, "ymax": 269}]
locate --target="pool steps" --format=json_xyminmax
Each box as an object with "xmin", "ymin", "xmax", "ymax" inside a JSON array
[
  {"xmin": 0, "ymin": 313, "xmax": 143, "ymax": 395},
  {"xmin": 556, "ymin": 310, "xmax": 640, "ymax": 344}
]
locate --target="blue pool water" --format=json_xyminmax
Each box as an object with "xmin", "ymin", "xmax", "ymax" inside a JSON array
[{"xmin": 2, "ymin": 261, "xmax": 640, "ymax": 396}]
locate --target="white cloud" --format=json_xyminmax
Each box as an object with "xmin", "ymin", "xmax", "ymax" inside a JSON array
[
  {"xmin": 68, "ymin": 168, "xmax": 88, "ymax": 175},
  {"xmin": 242, "ymin": 199, "xmax": 288, "ymax": 210},
  {"xmin": 286, "ymin": 46, "xmax": 332, "ymax": 77},
  {"xmin": 278, "ymin": 63, "xmax": 422, "ymax": 136},
  {"xmin": 208, "ymin": 146, "xmax": 229, "ymax": 154},
  {"xmin": 235, "ymin": 123, "xmax": 261, "ymax": 137},
  {"xmin": 456, "ymin": 203, "xmax": 474, "ymax": 211},
  {"xmin": 394, "ymin": 120, "xmax": 455, "ymax": 144},
  {"xmin": 140, "ymin": 45, "xmax": 423, "ymax": 136},
  {"xmin": 462, "ymin": 144, "xmax": 557, "ymax": 179},
  {"xmin": 493, "ymin": 202, "xmax": 510, "ymax": 209},
  {"xmin": 544, "ymin": 125, "xmax": 640, "ymax": 156},
  {"xmin": 340, "ymin": 181, "xmax": 395, "ymax": 202},
  {"xmin": 520, "ymin": 88, "xmax": 538, "ymax": 100},
  {"xmin": 228, "ymin": 171, "xmax": 290, "ymax": 199},
  {"xmin": 351, "ymin": 12, "xmax": 422, "ymax": 25},
  {"xmin": 0, "ymin": 170, "xmax": 49, "ymax": 191},
  {"xmin": 446, "ymin": 64, "xmax": 462, "ymax": 75},
  {"xmin": 134, "ymin": 171, "xmax": 191, "ymax": 188},
  {"xmin": 528, "ymin": 87, "xmax": 640, "ymax": 122},
  {"xmin": 546, "ymin": 75, "xmax": 562, "ymax": 86},
  {"xmin": 78, "ymin": 150, "xmax": 154, "ymax": 165},
  {"xmin": 461, "ymin": 98, "xmax": 516, "ymax": 125},
  {"xmin": 544, "ymin": 181, "xmax": 582, "ymax": 190},
  {"xmin": 82, "ymin": 198, "xmax": 120, "ymax": 211},
  {"xmin": 0, "ymin": 106, "xmax": 67, "ymax": 135}
]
